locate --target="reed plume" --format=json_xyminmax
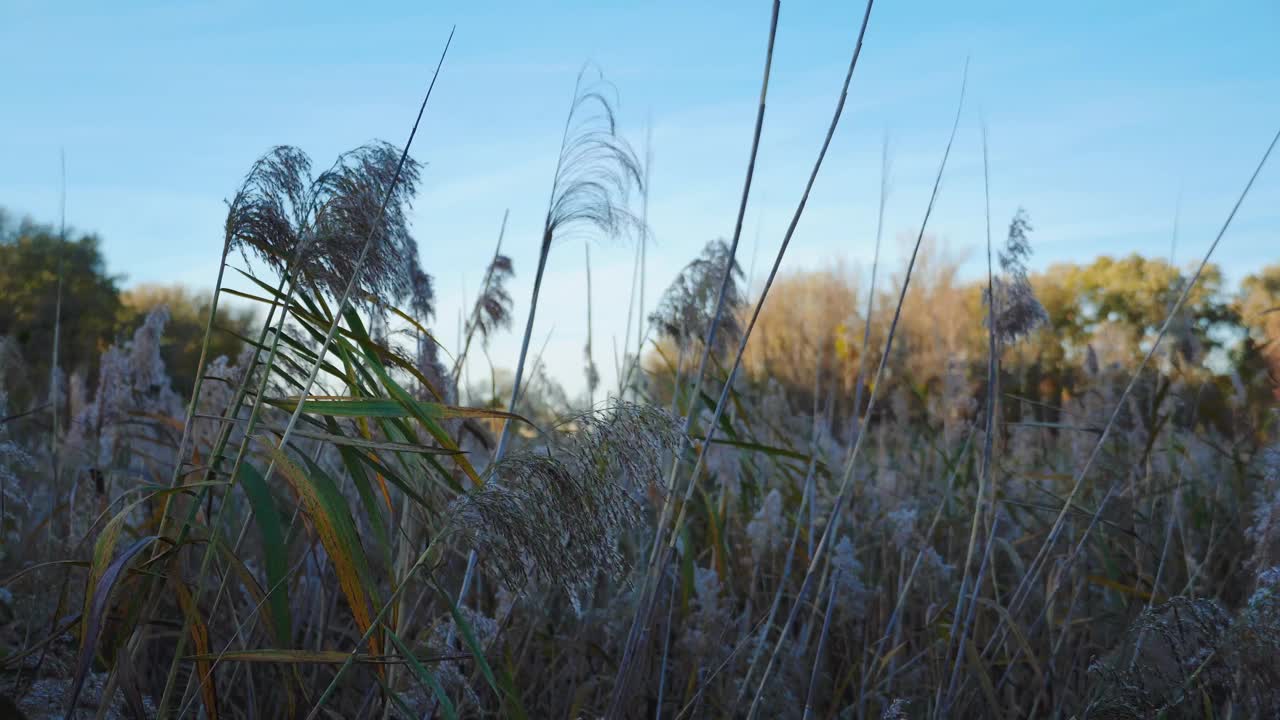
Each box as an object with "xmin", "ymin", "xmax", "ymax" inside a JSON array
[
  {"xmin": 448, "ymin": 402, "xmax": 678, "ymax": 608},
  {"xmin": 225, "ymin": 142, "xmax": 430, "ymax": 310},
  {"xmin": 986, "ymin": 208, "xmax": 1048, "ymax": 344},
  {"xmin": 650, "ymin": 238, "xmax": 745, "ymax": 353}
]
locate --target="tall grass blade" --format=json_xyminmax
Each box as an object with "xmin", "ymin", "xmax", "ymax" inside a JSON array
[
  {"xmin": 610, "ymin": 4, "xmax": 780, "ymax": 706},
  {"xmin": 386, "ymin": 628, "xmax": 458, "ymax": 720},
  {"xmin": 261, "ymin": 441, "xmax": 383, "ymax": 659},
  {"xmin": 750, "ymin": 50, "xmax": 963, "ymax": 718},
  {"xmin": 236, "ymin": 462, "xmax": 294, "ymax": 648},
  {"xmin": 171, "ymin": 575, "xmax": 220, "ymax": 720},
  {"xmin": 66, "ymin": 535, "xmax": 159, "ymax": 717}
]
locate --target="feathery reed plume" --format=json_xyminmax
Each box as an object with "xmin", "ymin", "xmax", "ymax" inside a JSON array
[
  {"xmin": 1088, "ymin": 573, "xmax": 1280, "ymax": 717},
  {"xmin": 650, "ymin": 238, "xmax": 745, "ymax": 353},
  {"xmin": 225, "ymin": 145, "xmax": 315, "ymax": 267},
  {"xmin": 309, "ymin": 141, "xmax": 424, "ymax": 304},
  {"xmin": 453, "ymin": 211, "xmax": 515, "ymax": 383},
  {"xmin": 1229, "ymin": 570, "xmax": 1280, "ymax": 712},
  {"xmin": 225, "ymin": 142, "xmax": 429, "ymax": 309},
  {"xmin": 494, "ymin": 63, "xmax": 643, "ymax": 459},
  {"xmin": 1246, "ymin": 443, "xmax": 1280, "ymax": 569},
  {"xmin": 73, "ymin": 306, "xmax": 183, "ymax": 467},
  {"xmin": 454, "ymin": 65, "xmax": 644, "ymax": 627},
  {"xmin": 1087, "ymin": 597, "xmax": 1233, "ymax": 718},
  {"xmin": 543, "ymin": 70, "xmax": 644, "ymax": 246},
  {"xmin": 985, "ymin": 208, "xmax": 1048, "ymax": 344},
  {"xmin": 448, "ymin": 402, "xmax": 678, "ymax": 608},
  {"xmin": 408, "ymin": 263, "xmax": 436, "ymax": 322},
  {"xmin": 474, "ymin": 254, "xmax": 514, "ymax": 334},
  {"xmin": 881, "ymin": 698, "xmax": 910, "ymax": 719},
  {"xmin": 0, "ymin": 389, "xmax": 35, "ymax": 525}
]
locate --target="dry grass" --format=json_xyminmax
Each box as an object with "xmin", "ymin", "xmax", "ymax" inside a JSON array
[{"xmin": 2, "ymin": 11, "xmax": 1280, "ymax": 720}]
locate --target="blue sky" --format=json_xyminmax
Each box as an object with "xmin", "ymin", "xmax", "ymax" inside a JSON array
[{"xmin": 2, "ymin": 1, "xmax": 1278, "ymax": 395}]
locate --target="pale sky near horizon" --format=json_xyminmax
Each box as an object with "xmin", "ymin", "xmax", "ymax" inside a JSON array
[{"xmin": 2, "ymin": 1, "xmax": 1278, "ymax": 397}]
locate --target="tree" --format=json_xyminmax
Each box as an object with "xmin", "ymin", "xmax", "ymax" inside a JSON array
[
  {"xmin": 0, "ymin": 210, "xmax": 256, "ymax": 410},
  {"xmin": 0, "ymin": 214, "xmax": 123, "ymax": 409},
  {"xmin": 1237, "ymin": 263, "xmax": 1280, "ymax": 401}
]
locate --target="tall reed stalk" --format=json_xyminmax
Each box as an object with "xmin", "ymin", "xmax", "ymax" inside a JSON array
[
  {"xmin": 47, "ymin": 150, "xmax": 65, "ymax": 542},
  {"xmin": 938, "ymin": 122, "xmax": 1000, "ymax": 717},
  {"xmin": 609, "ymin": 4, "xmax": 780, "ymax": 706},
  {"xmin": 979, "ymin": 125, "xmax": 1280, "ymax": 667},
  {"xmin": 748, "ymin": 51, "xmax": 961, "ymax": 718},
  {"xmin": 585, "ymin": 241, "xmax": 598, "ymax": 405},
  {"xmin": 847, "ymin": 134, "xmax": 889, "ymax": 447},
  {"xmin": 953, "ymin": 131, "xmax": 1279, "ymax": 712},
  {"xmin": 622, "ymin": 2, "xmax": 877, "ymax": 713},
  {"xmin": 454, "ymin": 62, "xmax": 642, "ymax": 636}
]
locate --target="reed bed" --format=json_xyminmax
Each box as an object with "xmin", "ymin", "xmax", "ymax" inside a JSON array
[{"xmin": 2, "ymin": 8, "xmax": 1280, "ymax": 720}]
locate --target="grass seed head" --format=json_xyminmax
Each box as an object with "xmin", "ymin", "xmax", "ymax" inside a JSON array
[{"xmin": 448, "ymin": 402, "xmax": 679, "ymax": 609}]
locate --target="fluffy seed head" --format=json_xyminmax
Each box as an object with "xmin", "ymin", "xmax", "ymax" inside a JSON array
[
  {"xmin": 985, "ymin": 209, "xmax": 1048, "ymax": 344},
  {"xmin": 544, "ymin": 65, "xmax": 644, "ymax": 247},
  {"xmin": 651, "ymin": 238, "xmax": 745, "ymax": 352},
  {"xmin": 225, "ymin": 143, "xmax": 432, "ymax": 310},
  {"xmin": 447, "ymin": 402, "xmax": 679, "ymax": 608}
]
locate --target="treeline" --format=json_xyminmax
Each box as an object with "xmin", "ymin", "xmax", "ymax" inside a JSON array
[
  {"xmin": 647, "ymin": 228, "xmax": 1280, "ymax": 443},
  {"xmin": 0, "ymin": 208, "xmax": 255, "ymax": 411},
  {"xmin": 6, "ymin": 204, "xmax": 1278, "ymax": 445}
]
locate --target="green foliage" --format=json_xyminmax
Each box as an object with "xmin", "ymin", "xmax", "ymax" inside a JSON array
[
  {"xmin": 1238, "ymin": 263, "xmax": 1280, "ymax": 398},
  {"xmin": 0, "ymin": 211, "xmax": 256, "ymax": 409},
  {"xmin": 0, "ymin": 213, "xmax": 122, "ymax": 407},
  {"xmin": 1035, "ymin": 254, "xmax": 1231, "ymax": 352},
  {"xmin": 712, "ymin": 248, "xmax": 1272, "ymax": 443}
]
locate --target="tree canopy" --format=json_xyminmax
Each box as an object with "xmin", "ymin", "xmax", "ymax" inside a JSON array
[
  {"xmin": 646, "ymin": 226, "xmax": 1279, "ymax": 440},
  {"xmin": 0, "ymin": 214, "xmax": 122, "ymax": 407},
  {"xmin": 0, "ymin": 209, "xmax": 254, "ymax": 410}
]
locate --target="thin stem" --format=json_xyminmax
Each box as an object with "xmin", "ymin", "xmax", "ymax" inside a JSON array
[
  {"xmin": 751, "ymin": 52, "xmax": 964, "ymax": 718},
  {"xmin": 988, "ymin": 124, "xmax": 1280, "ymax": 652},
  {"xmin": 638, "ymin": 120, "xmax": 652, "ymax": 385},
  {"xmin": 847, "ymin": 133, "xmax": 889, "ymax": 447},
  {"xmin": 803, "ymin": 569, "xmax": 842, "ymax": 720},
  {"xmin": 452, "ymin": 209, "xmax": 509, "ymax": 384},
  {"xmin": 46, "ymin": 149, "xmax": 66, "ymax": 542},
  {"xmin": 620, "ymin": 230, "xmax": 642, "ymax": 395},
  {"xmin": 609, "ymin": 4, "xmax": 780, "ymax": 707},
  {"xmin": 653, "ymin": 572, "xmax": 676, "ymax": 720},
  {"xmin": 940, "ymin": 122, "xmax": 999, "ymax": 715},
  {"xmin": 585, "ymin": 240, "xmax": 596, "ymax": 405}
]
